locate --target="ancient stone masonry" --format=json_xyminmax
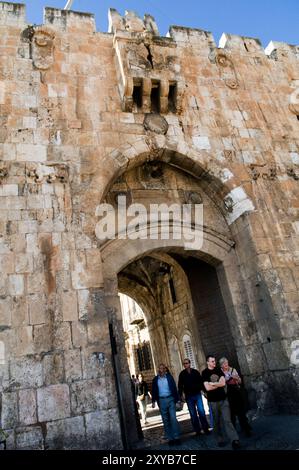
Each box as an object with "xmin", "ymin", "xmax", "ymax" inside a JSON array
[{"xmin": 0, "ymin": 2, "xmax": 299, "ymax": 450}]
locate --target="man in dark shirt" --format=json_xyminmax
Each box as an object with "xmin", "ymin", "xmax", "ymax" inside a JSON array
[
  {"xmin": 178, "ymin": 358, "xmax": 210, "ymax": 435},
  {"xmin": 202, "ymin": 355, "xmax": 241, "ymax": 449}
]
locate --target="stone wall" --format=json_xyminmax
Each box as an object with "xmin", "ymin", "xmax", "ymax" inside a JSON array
[{"xmin": 0, "ymin": 2, "xmax": 299, "ymax": 448}]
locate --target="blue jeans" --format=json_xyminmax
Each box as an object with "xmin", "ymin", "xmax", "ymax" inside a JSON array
[
  {"xmin": 159, "ymin": 396, "xmax": 180, "ymax": 440},
  {"xmin": 186, "ymin": 393, "xmax": 209, "ymax": 433}
]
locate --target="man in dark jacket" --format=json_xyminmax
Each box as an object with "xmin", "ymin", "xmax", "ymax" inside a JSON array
[
  {"xmin": 178, "ymin": 358, "xmax": 210, "ymax": 435},
  {"xmin": 152, "ymin": 364, "xmax": 181, "ymax": 445}
]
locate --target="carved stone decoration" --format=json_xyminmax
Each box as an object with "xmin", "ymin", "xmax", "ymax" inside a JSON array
[
  {"xmin": 26, "ymin": 163, "xmax": 68, "ymax": 183},
  {"xmin": 111, "ymin": 8, "xmax": 181, "ymax": 114},
  {"xmin": 225, "ymin": 78, "xmax": 239, "ymax": 89},
  {"xmin": 143, "ymin": 113, "xmax": 169, "ymax": 135},
  {"xmin": 212, "ymin": 50, "xmax": 239, "ymax": 89},
  {"xmin": 31, "ymin": 26, "xmax": 55, "ymax": 70},
  {"xmin": 249, "ymin": 163, "xmax": 277, "ymax": 180},
  {"xmin": 109, "ymin": 8, "xmax": 159, "ymax": 36},
  {"xmin": 215, "ymin": 52, "xmax": 230, "ymax": 67}
]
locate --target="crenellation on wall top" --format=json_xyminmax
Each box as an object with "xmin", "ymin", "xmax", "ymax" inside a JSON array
[
  {"xmin": 0, "ymin": 2, "xmax": 297, "ymax": 63},
  {"xmin": 0, "ymin": 1, "xmax": 26, "ymax": 25},
  {"xmin": 44, "ymin": 7, "xmax": 96, "ymax": 33},
  {"xmin": 219, "ymin": 33, "xmax": 263, "ymax": 53},
  {"xmin": 167, "ymin": 26, "xmax": 216, "ymax": 48},
  {"xmin": 265, "ymin": 40, "xmax": 299, "ymax": 59}
]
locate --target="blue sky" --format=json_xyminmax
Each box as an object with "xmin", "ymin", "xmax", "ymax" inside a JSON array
[{"xmin": 7, "ymin": 0, "xmax": 299, "ymax": 46}]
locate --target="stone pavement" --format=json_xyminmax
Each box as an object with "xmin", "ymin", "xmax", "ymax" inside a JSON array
[{"xmin": 135, "ymin": 404, "xmax": 299, "ymax": 450}]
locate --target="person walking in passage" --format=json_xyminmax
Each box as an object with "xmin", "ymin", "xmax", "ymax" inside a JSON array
[
  {"xmin": 136, "ymin": 373, "xmax": 151, "ymax": 425},
  {"xmin": 152, "ymin": 363, "xmax": 181, "ymax": 446},
  {"xmin": 202, "ymin": 355, "xmax": 241, "ymax": 450},
  {"xmin": 219, "ymin": 357, "xmax": 252, "ymax": 436},
  {"xmin": 178, "ymin": 358, "xmax": 210, "ymax": 436}
]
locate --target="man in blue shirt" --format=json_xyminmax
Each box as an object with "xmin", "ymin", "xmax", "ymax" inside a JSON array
[{"xmin": 152, "ymin": 364, "xmax": 181, "ymax": 445}]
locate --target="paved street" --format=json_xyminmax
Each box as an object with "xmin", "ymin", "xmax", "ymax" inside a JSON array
[{"xmin": 136, "ymin": 404, "xmax": 299, "ymax": 450}]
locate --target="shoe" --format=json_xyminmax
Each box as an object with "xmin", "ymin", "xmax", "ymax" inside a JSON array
[
  {"xmin": 218, "ymin": 441, "xmax": 226, "ymax": 447},
  {"xmin": 194, "ymin": 431, "xmax": 201, "ymax": 437},
  {"xmin": 168, "ymin": 440, "xmax": 175, "ymax": 446},
  {"xmin": 204, "ymin": 429, "xmax": 212, "ymax": 435},
  {"xmin": 232, "ymin": 440, "xmax": 241, "ymax": 450}
]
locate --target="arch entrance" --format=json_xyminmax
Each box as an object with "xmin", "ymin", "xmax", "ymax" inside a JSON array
[{"xmin": 99, "ymin": 157, "xmax": 252, "ymax": 447}]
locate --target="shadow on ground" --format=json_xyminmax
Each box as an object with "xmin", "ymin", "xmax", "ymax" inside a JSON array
[{"xmin": 134, "ymin": 404, "xmax": 299, "ymax": 450}]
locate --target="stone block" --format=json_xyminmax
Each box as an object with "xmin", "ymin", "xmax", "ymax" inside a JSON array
[
  {"xmin": 2, "ymin": 143, "xmax": 16, "ymax": 161},
  {"xmin": 81, "ymin": 349, "xmax": 105, "ymax": 380},
  {"xmin": 10, "ymin": 356, "xmax": 43, "ymax": 388},
  {"xmin": 19, "ymin": 389, "xmax": 37, "ymax": 425},
  {"xmin": 277, "ymin": 268, "xmax": 297, "ymax": 293},
  {"xmin": 46, "ymin": 416, "xmax": 85, "ymax": 450},
  {"xmin": 0, "ymin": 295, "xmax": 12, "ymax": 326},
  {"xmin": 64, "ymin": 349, "xmax": 82, "ymax": 383},
  {"xmin": 62, "ymin": 290, "xmax": 78, "ymax": 322},
  {"xmin": 8, "ymin": 274, "xmax": 24, "ymax": 296},
  {"xmin": 85, "ymin": 409, "xmax": 122, "ymax": 450},
  {"xmin": 70, "ymin": 378, "xmax": 108, "ymax": 414},
  {"xmin": 15, "ymin": 326, "xmax": 34, "ymax": 356},
  {"xmin": 0, "ymin": 184, "xmax": 18, "ymax": 196},
  {"xmin": 42, "ymin": 352, "xmax": 64, "ymax": 386},
  {"xmin": 192, "ymin": 135, "xmax": 211, "ymax": 150},
  {"xmin": 28, "ymin": 293, "xmax": 47, "ymax": 325},
  {"xmin": 53, "ymin": 322, "xmax": 72, "ymax": 350},
  {"xmin": 15, "ymin": 426, "xmax": 44, "ymax": 450},
  {"xmin": 77, "ymin": 289, "xmax": 90, "ymax": 320},
  {"xmin": 1, "ymin": 391, "xmax": 18, "ymax": 428},
  {"xmin": 37, "ymin": 384, "xmax": 71, "ymax": 422},
  {"xmin": 15, "ymin": 253, "xmax": 33, "ymax": 273},
  {"xmin": 262, "ymin": 341, "xmax": 290, "ymax": 370},
  {"xmin": 32, "ymin": 324, "xmax": 52, "ymax": 353},
  {"xmin": 27, "ymin": 272, "xmax": 46, "ymax": 294},
  {"xmin": 16, "ymin": 144, "xmax": 47, "ymax": 162},
  {"xmin": 71, "ymin": 321, "xmax": 88, "ymax": 348}
]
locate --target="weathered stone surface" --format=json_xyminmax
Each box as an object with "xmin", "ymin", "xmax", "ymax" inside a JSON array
[
  {"xmin": 19, "ymin": 389, "xmax": 37, "ymax": 425},
  {"xmin": 37, "ymin": 384, "xmax": 71, "ymax": 422},
  {"xmin": 85, "ymin": 409, "xmax": 122, "ymax": 450},
  {"xmin": 1, "ymin": 391, "xmax": 18, "ymax": 428},
  {"xmin": 42, "ymin": 352, "xmax": 64, "ymax": 386},
  {"xmin": 70, "ymin": 379, "xmax": 108, "ymax": 414},
  {"xmin": 15, "ymin": 426, "xmax": 44, "ymax": 450},
  {"xmin": 46, "ymin": 416, "xmax": 85, "ymax": 450},
  {"xmin": 10, "ymin": 356, "xmax": 43, "ymax": 389},
  {"xmin": 61, "ymin": 290, "xmax": 78, "ymax": 322},
  {"xmin": 64, "ymin": 349, "xmax": 82, "ymax": 383}
]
